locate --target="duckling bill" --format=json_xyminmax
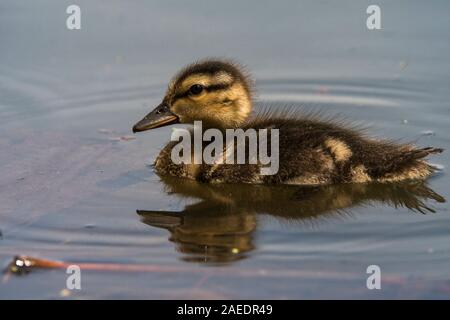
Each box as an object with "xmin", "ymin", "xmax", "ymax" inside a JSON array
[{"xmin": 132, "ymin": 59, "xmax": 443, "ymax": 185}]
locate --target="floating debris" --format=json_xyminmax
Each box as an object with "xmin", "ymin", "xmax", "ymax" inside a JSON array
[
  {"xmin": 6, "ymin": 256, "xmax": 65, "ymax": 275},
  {"xmin": 97, "ymin": 128, "xmax": 113, "ymax": 134},
  {"xmin": 99, "ymin": 129, "xmax": 135, "ymax": 142},
  {"xmin": 109, "ymin": 136, "xmax": 136, "ymax": 142},
  {"xmin": 402, "ymin": 119, "xmax": 408, "ymax": 124},
  {"xmin": 4, "ymin": 255, "xmax": 200, "ymax": 276},
  {"xmin": 84, "ymin": 223, "xmax": 96, "ymax": 229},
  {"xmin": 420, "ymin": 130, "xmax": 436, "ymax": 136},
  {"xmin": 120, "ymin": 135, "xmax": 136, "ymax": 141}
]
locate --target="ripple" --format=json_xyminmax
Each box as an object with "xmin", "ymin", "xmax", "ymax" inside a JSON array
[
  {"xmin": 257, "ymin": 77, "xmax": 429, "ymax": 108},
  {"xmin": 259, "ymin": 92, "xmax": 399, "ymax": 107},
  {"xmin": 0, "ymin": 65, "xmax": 165, "ymax": 126}
]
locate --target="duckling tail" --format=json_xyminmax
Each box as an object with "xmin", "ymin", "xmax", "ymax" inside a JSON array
[
  {"xmin": 402, "ymin": 147, "xmax": 444, "ymax": 161},
  {"xmin": 374, "ymin": 146, "xmax": 444, "ymax": 182}
]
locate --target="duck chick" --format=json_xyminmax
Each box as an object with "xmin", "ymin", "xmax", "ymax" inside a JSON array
[{"xmin": 132, "ymin": 59, "xmax": 443, "ymax": 185}]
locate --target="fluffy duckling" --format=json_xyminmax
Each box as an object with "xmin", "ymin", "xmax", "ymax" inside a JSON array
[{"xmin": 132, "ymin": 59, "xmax": 443, "ymax": 185}]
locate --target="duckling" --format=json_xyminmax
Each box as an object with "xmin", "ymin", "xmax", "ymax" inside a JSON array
[{"xmin": 132, "ymin": 59, "xmax": 443, "ymax": 185}]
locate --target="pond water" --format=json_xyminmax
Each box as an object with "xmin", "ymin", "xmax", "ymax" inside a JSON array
[{"xmin": 1, "ymin": 0, "xmax": 449, "ymax": 299}]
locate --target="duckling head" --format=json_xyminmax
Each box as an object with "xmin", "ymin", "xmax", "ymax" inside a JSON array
[{"xmin": 133, "ymin": 59, "xmax": 253, "ymax": 132}]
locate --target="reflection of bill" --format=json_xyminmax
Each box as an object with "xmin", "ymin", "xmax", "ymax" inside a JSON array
[{"xmin": 138, "ymin": 176, "xmax": 445, "ymax": 265}]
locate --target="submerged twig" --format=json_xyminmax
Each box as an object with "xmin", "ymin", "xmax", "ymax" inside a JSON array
[
  {"xmin": 4, "ymin": 255, "xmax": 198, "ymax": 276},
  {"xmin": 3, "ymin": 255, "xmax": 412, "ymax": 288},
  {"xmin": 6, "ymin": 255, "xmax": 450, "ymax": 296}
]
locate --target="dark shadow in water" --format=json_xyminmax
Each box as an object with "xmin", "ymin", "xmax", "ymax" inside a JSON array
[{"xmin": 137, "ymin": 177, "xmax": 445, "ymax": 265}]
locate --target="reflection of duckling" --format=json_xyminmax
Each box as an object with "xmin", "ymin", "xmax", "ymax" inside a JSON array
[
  {"xmin": 133, "ymin": 59, "xmax": 443, "ymax": 185},
  {"xmin": 138, "ymin": 177, "xmax": 444, "ymax": 264}
]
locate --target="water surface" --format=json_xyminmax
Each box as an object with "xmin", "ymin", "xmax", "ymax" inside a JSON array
[{"xmin": 1, "ymin": 0, "xmax": 450, "ymax": 299}]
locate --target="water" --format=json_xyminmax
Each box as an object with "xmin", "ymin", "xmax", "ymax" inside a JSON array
[{"xmin": 1, "ymin": 0, "xmax": 449, "ymax": 299}]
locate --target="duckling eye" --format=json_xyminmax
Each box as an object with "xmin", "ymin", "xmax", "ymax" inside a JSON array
[{"xmin": 189, "ymin": 84, "xmax": 204, "ymax": 96}]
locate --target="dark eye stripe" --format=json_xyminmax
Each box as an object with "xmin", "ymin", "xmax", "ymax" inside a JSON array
[
  {"xmin": 205, "ymin": 83, "xmax": 232, "ymax": 92},
  {"xmin": 171, "ymin": 82, "xmax": 232, "ymax": 103}
]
